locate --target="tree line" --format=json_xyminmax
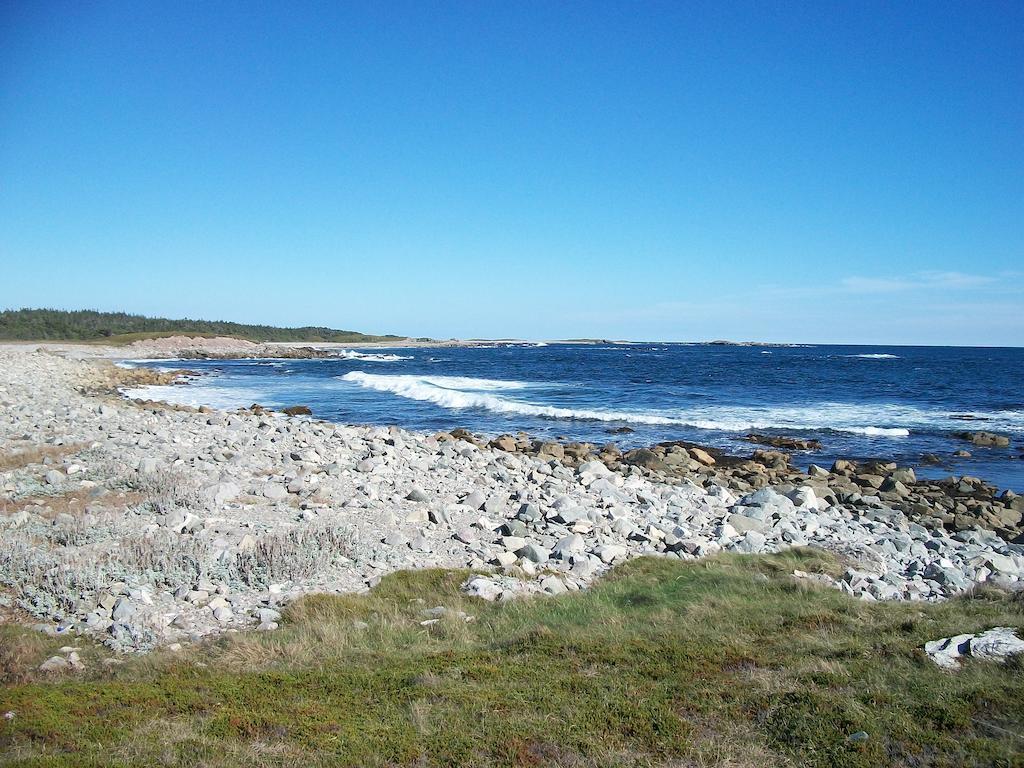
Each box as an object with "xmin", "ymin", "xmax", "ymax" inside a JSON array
[{"xmin": 0, "ymin": 308, "xmax": 401, "ymax": 342}]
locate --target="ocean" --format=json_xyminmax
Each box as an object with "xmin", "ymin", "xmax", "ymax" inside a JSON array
[{"xmin": 122, "ymin": 343, "xmax": 1024, "ymax": 491}]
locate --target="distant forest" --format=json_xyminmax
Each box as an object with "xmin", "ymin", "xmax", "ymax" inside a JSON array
[{"xmin": 0, "ymin": 308, "xmax": 402, "ymax": 343}]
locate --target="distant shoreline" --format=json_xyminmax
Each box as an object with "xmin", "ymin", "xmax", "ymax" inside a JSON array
[{"xmin": 0, "ymin": 336, "xmax": 815, "ymax": 361}]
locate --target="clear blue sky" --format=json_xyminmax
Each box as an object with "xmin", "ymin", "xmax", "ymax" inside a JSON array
[{"xmin": 2, "ymin": 1, "xmax": 1021, "ymax": 345}]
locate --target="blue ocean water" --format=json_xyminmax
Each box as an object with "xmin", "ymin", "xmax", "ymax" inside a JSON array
[{"xmin": 124, "ymin": 344, "xmax": 1024, "ymax": 491}]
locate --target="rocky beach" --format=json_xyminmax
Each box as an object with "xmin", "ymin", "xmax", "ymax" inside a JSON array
[{"xmin": 2, "ymin": 344, "xmax": 1023, "ymax": 659}]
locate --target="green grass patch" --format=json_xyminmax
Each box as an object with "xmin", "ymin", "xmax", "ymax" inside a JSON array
[{"xmin": 2, "ymin": 550, "xmax": 1022, "ymax": 767}]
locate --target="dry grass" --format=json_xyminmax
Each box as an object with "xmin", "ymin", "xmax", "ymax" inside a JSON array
[
  {"xmin": 0, "ymin": 626, "xmax": 53, "ymax": 684},
  {"xmin": 0, "ymin": 488, "xmax": 147, "ymax": 519},
  {"xmin": 0, "ymin": 443, "xmax": 87, "ymax": 472}
]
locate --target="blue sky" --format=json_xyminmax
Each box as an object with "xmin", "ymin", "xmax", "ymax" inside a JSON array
[{"xmin": 1, "ymin": 1, "xmax": 1021, "ymax": 345}]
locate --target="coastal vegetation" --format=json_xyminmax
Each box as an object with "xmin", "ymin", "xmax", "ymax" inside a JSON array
[
  {"xmin": 0, "ymin": 309, "xmax": 401, "ymax": 344},
  {"xmin": 2, "ymin": 551, "xmax": 1023, "ymax": 767}
]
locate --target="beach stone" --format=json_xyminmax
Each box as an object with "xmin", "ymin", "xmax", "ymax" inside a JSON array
[
  {"xmin": 493, "ymin": 551, "xmax": 518, "ymax": 567},
  {"xmin": 739, "ymin": 488, "xmax": 795, "ymax": 516},
  {"xmin": 688, "ymin": 447, "xmax": 716, "ymax": 466},
  {"xmin": 463, "ymin": 577, "xmax": 503, "ymax": 601},
  {"xmin": 255, "ymin": 608, "xmax": 282, "ymax": 624},
  {"xmin": 926, "ymin": 628, "xmax": 1024, "ymax": 669},
  {"xmin": 955, "ymin": 431, "xmax": 1011, "ymax": 448},
  {"xmin": 39, "ymin": 655, "xmax": 70, "ymax": 672},
  {"xmin": 734, "ymin": 531, "xmax": 767, "ymax": 552},
  {"xmin": 491, "ymin": 435, "xmax": 517, "ymax": 452},
  {"xmin": 541, "ymin": 576, "xmax": 568, "ymax": 595},
  {"xmin": 454, "ymin": 527, "xmax": 477, "ymax": 544},
  {"xmin": 623, "ymin": 448, "xmax": 665, "ymax": 471},
  {"xmin": 728, "ymin": 513, "xmax": 768, "ymax": 534},
  {"xmin": 263, "ymin": 483, "xmax": 289, "ymax": 501},
  {"xmin": 536, "ymin": 442, "xmax": 565, "ymax": 460},
  {"xmin": 163, "ymin": 509, "xmax": 199, "ymax": 533},
  {"xmin": 464, "ymin": 490, "xmax": 487, "ymax": 510},
  {"xmin": 788, "ymin": 487, "xmax": 820, "ymax": 509},
  {"xmin": 979, "ymin": 553, "xmax": 1019, "ymax": 577},
  {"xmin": 502, "ymin": 520, "xmax": 528, "ymax": 537},
  {"xmin": 519, "ymin": 543, "xmax": 550, "ymax": 564},
  {"xmin": 406, "ymin": 488, "xmax": 429, "ymax": 502},
  {"xmin": 551, "ymin": 507, "xmax": 588, "ymax": 525},
  {"xmin": 969, "ymin": 627, "xmax": 1024, "ymax": 661},
  {"xmin": 516, "ymin": 503, "xmax": 542, "ymax": 522},
  {"xmin": 428, "ymin": 507, "xmax": 453, "ymax": 525},
  {"xmin": 206, "ymin": 481, "xmax": 241, "ymax": 506},
  {"xmin": 578, "ymin": 460, "xmax": 612, "ymax": 477},
  {"xmin": 111, "ymin": 598, "xmax": 135, "ymax": 622},
  {"xmin": 596, "ymin": 544, "xmax": 627, "ymax": 564},
  {"xmin": 483, "ymin": 494, "xmax": 507, "ymax": 516},
  {"xmin": 880, "ymin": 478, "xmax": 910, "ymax": 496},
  {"xmin": 891, "ymin": 467, "xmax": 917, "ymax": 484},
  {"xmin": 138, "ymin": 457, "xmax": 159, "ymax": 475},
  {"xmin": 405, "ymin": 507, "xmax": 429, "ymax": 523},
  {"xmin": 213, "ymin": 606, "xmax": 234, "ymax": 622},
  {"xmin": 501, "ymin": 536, "xmax": 527, "ymax": 553},
  {"xmin": 553, "ymin": 534, "xmax": 585, "ymax": 557}
]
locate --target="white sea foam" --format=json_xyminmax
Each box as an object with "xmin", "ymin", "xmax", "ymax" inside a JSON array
[
  {"xmin": 117, "ymin": 358, "xmax": 186, "ymax": 371},
  {"xmin": 336, "ymin": 350, "xmax": 413, "ymax": 362},
  {"xmin": 340, "ymin": 372, "xmax": 918, "ymax": 436},
  {"xmin": 120, "ymin": 384, "xmax": 276, "ymax": 410},
  {"xmin": 341, "ymin": 372, "xmax": 532, "ymax": 393},
  {"xmin": 846, "ymin": 353, "xmax": 900, "ymax": 359},
  {"xmin": 842, "ymin": 426, "xmax": 911, "ymax": 436}
]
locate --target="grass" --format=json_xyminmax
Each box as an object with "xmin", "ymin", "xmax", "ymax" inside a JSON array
[
  {"xmin": 0, "ymin": 445, "xmax": 86, "ymax": 473},
  {"xmin": 1, "ymin": 550, "xmax": 1022, "ymax": 767}
]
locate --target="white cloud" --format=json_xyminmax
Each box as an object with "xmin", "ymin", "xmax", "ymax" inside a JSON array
[
  {"xmin": 840, "ymin": 276, "xmax": 911, "ymax": 293},
  {"xmin": 918, "ymin": 271, "xmax": 998, "ymax": 288},
  {"xmin": 841, "ymin": 271, "xmax": 998, "ymax": 294}
]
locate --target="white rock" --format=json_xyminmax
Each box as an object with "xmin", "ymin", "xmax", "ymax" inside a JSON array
[
  {"xmin": 463, "ymin": 577, "xmax": 503, "ymax": 601},
  {"xmin": 263, "ymin": 483, "xmax": 289, "ymax": 501},
  {"xmin": 969, "ymin": 627, "xmax": 1024, "ymax": 662}
]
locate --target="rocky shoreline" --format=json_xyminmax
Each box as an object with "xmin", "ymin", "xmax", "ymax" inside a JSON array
[
  {"xmin": 472, "ymin": 434, "xmax": 1024, "ymax": 542},
  {"xmin": 1, "ymin": 348, "xmax": 1023, "ymax": 657}
]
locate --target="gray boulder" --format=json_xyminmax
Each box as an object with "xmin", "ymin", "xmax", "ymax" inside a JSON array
[{"xmin": 519, "ymin": 542, "xmax": 550, "ymax": 564}]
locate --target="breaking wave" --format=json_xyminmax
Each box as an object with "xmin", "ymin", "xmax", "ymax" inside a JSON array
[
  {"xmin": 340, "ymin": 372, "xmax": 914, "ymax": 436},
  {"xmin": 846, "ymin": 353, "xmax": 900, "ymax": 359},
  {"xmin": 336, "ymin": 350, "xmax": 413, "ymax": 362}
]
